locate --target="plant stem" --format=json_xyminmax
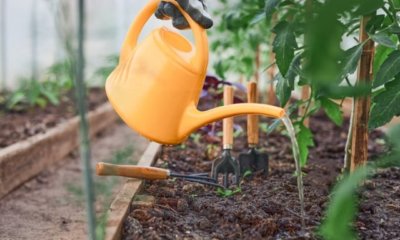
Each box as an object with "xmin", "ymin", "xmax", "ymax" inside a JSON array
[
  {"xmin": 345, "ymin": 16, "xmax": 375, "ymax": 172},
  {"xmin": 254, "ymin": 46, "xmax": 260, "ymax": 83},
  {"xmin": 300, "ymin": 88, "xmax": 313, "ymax": 124},
  {"xmin": 0, "ymin": 0, "xmax": 6, "ymax": 90},
  {"xmin": 74, "ymin": 0, "xmax": 96, "ymax": 239}
]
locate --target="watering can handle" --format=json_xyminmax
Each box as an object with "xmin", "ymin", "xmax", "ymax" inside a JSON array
[
  {"xmin": 247, "ymin": 81, "xmax": 259, "ymax": 146},
  {"xmin": 119, "ymin": 0, "xmax": 208, "ymax": 73}
]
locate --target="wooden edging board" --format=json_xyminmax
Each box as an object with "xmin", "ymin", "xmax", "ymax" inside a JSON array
[
  {"xmin": 0, "ymin": 103, "xmax": 117, "ymax": 199},
  {"xmin": 104, "ymin": 142, "xmax": 161, "ymax": 240}
]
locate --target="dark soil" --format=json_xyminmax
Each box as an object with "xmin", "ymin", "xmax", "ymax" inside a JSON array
[
  {"xmin": 0, "ymin": 88, "xmax": 107, "ymax": 148},
  {"xmin": 122, "ymin": 114, "xmax": 399, "ymax": 239}
]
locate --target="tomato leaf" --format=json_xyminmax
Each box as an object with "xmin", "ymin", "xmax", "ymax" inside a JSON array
[
  {"xmin": 319, "ymin": 165, "xmax": 371, "ymax": 240},
  {"xmin": 272, "ymin": 21, "xmax": 297, "ymax": 76},
  {"xmin": 275, "ymin": 73, "xmax": 291, "ymax": 107},
  {"xmin": 265, "ymin": 0, "xmax": 280, "ymax": 22},
  {"xmin": 353, "ymin": 0, "xmax": 384, "ymax": 15},
  {"xmin": 296, "ymin": 123, "xmax": 314, "ymax": 167},
  {"xmin": 340, "ymin": 43, "xmax": 363, "ymax": 78},
  {"xmin": 374, "ymin": 50, "xmax": 400, "ymax": 88},
  {"xmin": 369, "ymin": 77, "xmax": 400, "ymax": 129},
  {"xmin": 370, "ymin": 32, "xmax": 397, "ymax": 49},
  {"xmin": 366, "ymin": 14, "xmax": 385, "ymax": 34},
  {"xmin": 286, "ymin": 53, "xmax": 302, "ymax": 88},
  {"xmin": 320, "ymin": 97, "xmax": 343, "ymax": 126},
  {"xmin": 373, "ymin": 45, "xmax": 394, "ymax": 74}
]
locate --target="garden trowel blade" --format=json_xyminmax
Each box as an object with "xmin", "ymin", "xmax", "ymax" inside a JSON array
[
  {"xmin": 255, "ymin": 152, "xmax": 269, "ymax": 176},
  {"xmin": 238, "ymin": 152, "xmax": 256, "ymax": 175},
  {"xmin": 238, "ymin": 149, "xmax": 269, "ymax": 176}
]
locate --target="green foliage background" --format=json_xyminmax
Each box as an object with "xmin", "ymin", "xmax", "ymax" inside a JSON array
[{"xmin": 211, "ymin": 0, "xmax": 400, "ymax": 167}]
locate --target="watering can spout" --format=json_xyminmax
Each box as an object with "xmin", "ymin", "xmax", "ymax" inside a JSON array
[{"xmin": 181, "ymin": 103, "xmax": 286, "ymax": 138}]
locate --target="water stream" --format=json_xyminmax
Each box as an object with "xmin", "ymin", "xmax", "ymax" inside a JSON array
[{"xmin": 281, "ymin": 115, "xmax": 306, "ymax": 229}]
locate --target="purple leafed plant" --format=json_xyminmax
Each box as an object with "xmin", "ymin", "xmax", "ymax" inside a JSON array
[{"xmin": 197, "ymin": 74, "xmax": 246, "ymax": 142}]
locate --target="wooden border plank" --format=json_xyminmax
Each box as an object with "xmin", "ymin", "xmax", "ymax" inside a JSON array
[
  {"xmin": 105, "ymin": 142, "xmax": 161, "ymax": 240},
  {"xmin": 0, "ymin": 103, "xmax": 117, "ymax": 199}
]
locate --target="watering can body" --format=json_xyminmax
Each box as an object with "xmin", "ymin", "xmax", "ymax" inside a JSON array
[{"xmin": 106, "ymin": 0, "xmax": 285, "ymax": 145}]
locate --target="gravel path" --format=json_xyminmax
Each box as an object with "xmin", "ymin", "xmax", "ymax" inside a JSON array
[{"xmin": 0, "ymin": 122, "xmax": 149, "ymax": 240}]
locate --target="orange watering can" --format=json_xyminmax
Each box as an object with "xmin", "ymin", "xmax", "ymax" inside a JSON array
[{"xmin": 106, "ymin": 0, "xmax": 285, "ymax": 145}]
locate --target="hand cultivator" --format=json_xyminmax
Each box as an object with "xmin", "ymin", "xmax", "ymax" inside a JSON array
[
  {"xmin": 96, "ymin": 162, "xmax": 224, "ymax": 188},
  {"xmin": 238, "ymin": 82, "xmax": 269, "ymax": 176},
  {"xmin": 211, "ymin": 86, "xmax": 241, "ymax": 188}
]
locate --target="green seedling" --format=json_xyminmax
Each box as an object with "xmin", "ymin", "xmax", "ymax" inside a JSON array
[
  {"xmin": 216, "ymin": 187, "xmax": 242, "ymax": 198},
  {"xmin": 243, "ymin": 170, "xmax": 253, "ymax": 178},
  {"xmin": 190, "ymin": 133, "xmax": 202, "ymax": 145},
  {"xmin": 259, "ymin": 123, "xmax": 269, "ymax": 134},
  {"xmin": 179, "ymin": 143, "xmax": 187, "ymax": 149}
]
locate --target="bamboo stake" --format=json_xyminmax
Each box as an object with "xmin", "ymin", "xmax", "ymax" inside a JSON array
[
  {"xmin": 74, "ymin": 0, "xmax": 96, "ymax": 239},
  {"xmin": 267, "ymin": 49, "xmax": 276, "ymax": 105},
  {"xmin": 346, "ymin": 16, "xmax": 375, "ymax": 172}
]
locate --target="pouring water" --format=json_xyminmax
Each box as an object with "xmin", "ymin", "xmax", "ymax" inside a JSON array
[{"xmin": 281, "ymin": 114, "xmax": 306, "ymax": 229}]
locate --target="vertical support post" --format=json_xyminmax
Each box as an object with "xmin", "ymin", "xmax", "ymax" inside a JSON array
[
  {"xmin": 75, "ymin": 0, "xmax": 96, "ymax": 239},
  {"xmin": 267, "ymin": 14, "xmax": 277, "ymax": 105},
  {"xmin": 31, "ymin": 0, "xmax": 38, "ymax": 81},
  {"xmin": 349, "ymin": 16, "xmax": 374, "ymax": 172},
  {"xmin": 0, "ymin": 0, "xmax": 6, "ymax": 90}
]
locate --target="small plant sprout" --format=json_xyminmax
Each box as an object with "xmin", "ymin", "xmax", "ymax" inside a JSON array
[
  {"xmin": 216, "ymin": 187, "xmax": 242, "ymax": 198},
  {"xmin": 190, "ymin": 133, "xmax": 202, "ymax": 145},
  {"xmin": 243, "ymin": 170, "xmax": 253, "ymax": 178}
]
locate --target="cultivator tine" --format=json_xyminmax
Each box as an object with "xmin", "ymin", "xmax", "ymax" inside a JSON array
[{"xmin": 170, "ymin": 172, "xmax": 224, "ymax": 188}]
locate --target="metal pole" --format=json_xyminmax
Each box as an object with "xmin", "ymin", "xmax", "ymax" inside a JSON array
[
  {"xmin": 31, "ymin": 0, "xmax": 38, "ymax": 81},
  {"xmin": 75, "ymin": 0, "xmax": 96, "ymax": 239},
  {"xmin": 1, "ymin": 0, "xmax": 6, "ymax": 90}
]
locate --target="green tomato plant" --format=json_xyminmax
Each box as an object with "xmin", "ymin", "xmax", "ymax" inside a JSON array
[
  {"xmin": 211, "ymin": 0, "xmax": 400, "ymax": 168},
  {"xmin": 211, "ymin": 0, "xmax": 400, "ymax": 237}
]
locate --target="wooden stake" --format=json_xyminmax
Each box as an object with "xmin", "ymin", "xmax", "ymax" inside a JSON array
[{"xmin": 349, "ymin": 16, "xmax": 374, "ymax": 172}]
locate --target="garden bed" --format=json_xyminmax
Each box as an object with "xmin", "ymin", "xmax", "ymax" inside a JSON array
[
  {"xmin": 0, "ymin": 88, "xmax": 108, "ymax": 148},
  {"xmin": 0, "ymin": 88, "xmax": 116, "ymax": 198},
  {"xmin": 120, "ymin": 114, "xmax": 399, "ymax": 239}
]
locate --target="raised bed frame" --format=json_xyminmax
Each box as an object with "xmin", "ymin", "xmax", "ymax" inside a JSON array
[
  {"xmin": 0, "ymin": 103, "xmax": 117, "ymax": 199},
  {"xmin": 104, "ymin": 142, "xmax": 161, "ymax": 240}
]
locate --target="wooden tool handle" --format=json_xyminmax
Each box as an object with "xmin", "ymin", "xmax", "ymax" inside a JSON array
[
  {"xmin": 96, "ymin": 162, "xmax": 169, "ymax": 180},
  {"xmin": 247, "ymin": 81, "xmax": 259, "ymax": 145},
  {"xmin": 223, "ymin": 86, "xmax": 234, "ymax": 148}
]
